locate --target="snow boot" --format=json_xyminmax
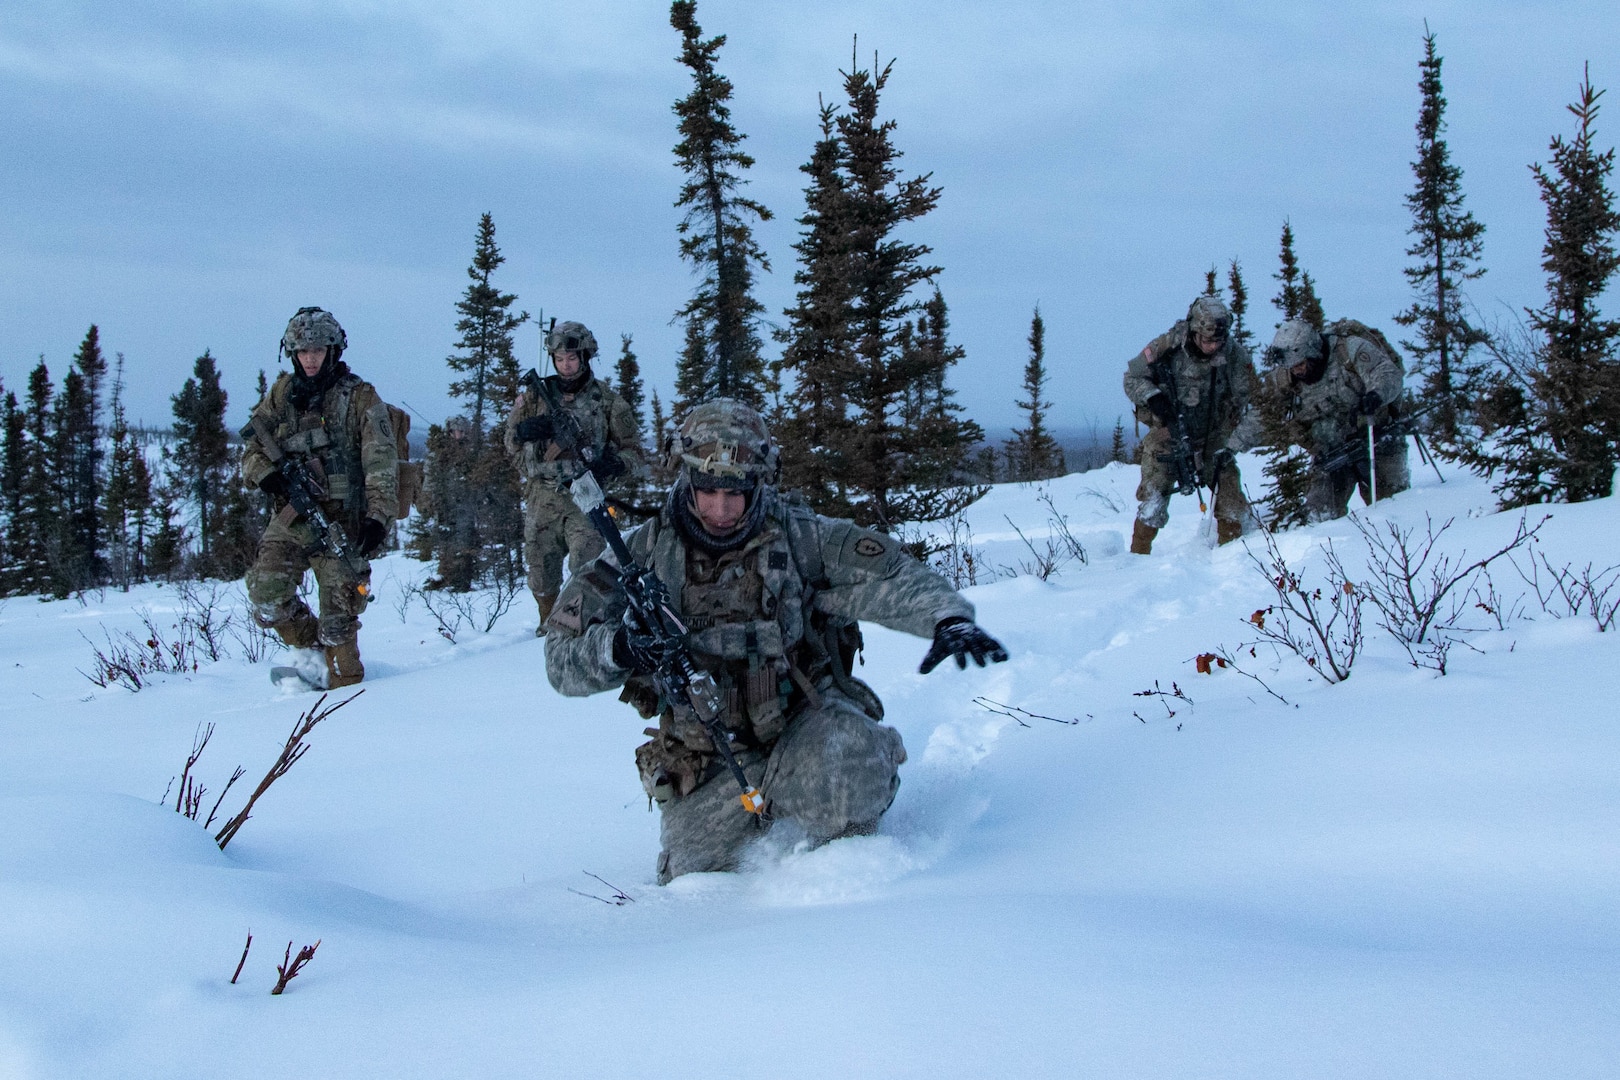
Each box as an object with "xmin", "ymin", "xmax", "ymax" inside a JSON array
[
  {"xmin": 1130, "ymin": 520, "xmax": 1158, "ymax": 555},
  {"xmin": 1216, "ymin": 519, "xmax": 1244, "ymax": 546},
  {"xmin": 271, "ymin": 647, "xmax": 329, "ymax": 691},
  {"xmin": 325, "ymin": 640, "xmax": 365, "ymax": 689},
  {"xmin": 274, "ymin": 608, "xmax": 321, "ymax": 650},
  {"xmin": 535, "ymin": 594, "xmax": 556, "ymax": 637}
]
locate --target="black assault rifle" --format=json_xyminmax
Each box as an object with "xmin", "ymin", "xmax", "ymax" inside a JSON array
[
  {"xmin": 568, "ymin": 471, "xmax": 765, "ymax": 817},
  {"xmin": 1153, "ymin": 353, "xmax": 1208, "ymax": 511},
  {"xmin": 1313, "ymin": 397, "xmax": 1442, "ymax": 482},
  {"xmin": 241, "ymin": 416, "xmax": 372, "ymax": 599}
]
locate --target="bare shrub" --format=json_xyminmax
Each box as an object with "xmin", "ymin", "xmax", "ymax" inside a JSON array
[
  {"xmin": 214, "ymin": 691, "xmax": 361, "ymax": 850},
  {"xmin": 79, "ymin": 608, "xmax": 202, "ymax": 691},
  {"xmin": 418, "ymin": 575, "xmax": 519, "ymax": 643},
  {"xmin": 1515, "ymin": 551, "xmax": 1620, "ymax": 631},
  {"xmin": 1242, "ymin": 525, "xmax": 1364, "ymax": 683},
  {"xmin": 270, "ymin": 939, "xmax": 320, "ymax": 995},
  {"xmin": 920, "ymin": 509, "xmax": 993, "ymax": 590},
  {"xmin": 1353, "ymin": 513, "xmax": 1545, "ymax": 673}
]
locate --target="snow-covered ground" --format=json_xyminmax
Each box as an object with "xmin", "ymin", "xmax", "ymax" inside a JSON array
[{"xmin": 1, "ymin": 454, "xmax": 1616, "ymax": 1079}]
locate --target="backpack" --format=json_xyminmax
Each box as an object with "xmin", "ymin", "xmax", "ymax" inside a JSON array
[
  {"xmin": 1328, "ymin": 318, "xmax": 1405, "ymax": 372},
  {"xmin": 386, "ymin": 403, "xmax": 422, "ymax": 519}
]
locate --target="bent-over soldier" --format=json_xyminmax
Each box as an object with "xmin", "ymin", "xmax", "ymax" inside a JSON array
[{"xmin": 545, "ymin": 399, "xmax": 1009, "ymax": 884}]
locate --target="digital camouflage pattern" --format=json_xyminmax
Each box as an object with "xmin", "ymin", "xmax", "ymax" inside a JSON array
[
  {"xmin": 1268, "ymin": 318, "xmax": 1410, "ymax": 521},
  {"xmin": 1122, "ymin": 313, "xmax": 1263, "ymax": 532},
  {"xmin": 242, "ymin": 369, "xmax": 398, "ymax": 649},
  {"xmin": 281, "ymin": 307, "xmax": 347, "ymax": 357},
  {"xmin": 544, "ymin": 489, "xmax": 973, "ymax": 882},
  {"xmin": 504, "ymin": 374, "xmax": 644, "ymax": 607}
]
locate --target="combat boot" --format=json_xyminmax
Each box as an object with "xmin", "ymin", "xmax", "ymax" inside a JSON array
[
  {"xmin": 1130, "ymin": 520, "xmax": 1158, "ymax": 555},
  {"xmin": 535, "ymin": 594, "xmax": 556, "ymax": 637},
  {"xmin": 274, "ymin": 608, "xmax": 321, "ymax": 650},
  {"xmin": 325, "ymin": 640, "xmax": 365, "ymax": 688},
  {"xmin": 1216, "ymin": 519, "xmax": 1245, "ymax": 546}
]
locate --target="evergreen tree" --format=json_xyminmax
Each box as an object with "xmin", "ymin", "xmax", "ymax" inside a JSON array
[
  {"xmin": 1227, "ymin": 258, "xmax": 1255, "ymax": 354},
  {"xmin": 1299, "ymin": 271, "xmax": 1326, "ymax": 330},
  {"xmin": 614, "ymin": 334, "xmax": 647, "ymax": 434},
  {"xmin": 1394, "ymin": 24, "xmax": 1489, "ymax": 445},
  {"xmin": 49, "ymin": 325, "xmax": 108, "ymax": 589},
  {"xmin": 1004, "ymin": 305, "xmax": 1064, "ymax": 481},
  {"xmin": 9, "ymin": 362, "xmax": 60, "ymax": 595},
  {"xmin": 447, "ymin": 213, "xmax": 528, "ymax": 450},
  {"xmin": 1260, "ymin": 244, "xmax": 1316, "ymax": 526},
  {"xmin": 1273, "ymin": 220, "xmax": 1303, "ymax": 322},
  {"xmin": 1203, "ymin": 267, "xmax": 1220, "ymax": 296},
  {"xmin": 774, "ymin": 99, "xmax": 857, "ymax": 509},
  {"xmin": 669, "ymin": 0, "xmax": 772, "ymax": 411},
  {"xmin": 1110, "ymin": 417, "xmax": 1128, "ymax": 464},
  {"xmin": 1478, "ymin": 69, "xmax": 1620, "ymax": 506},
  {"xmin": 776, "ymin": 55, "xmax": 979, "ymax": 529},
  {"xmin": 102, "ymin": 354, "xmax": 153, "ymax": 589},
  {"xmin": 169, "ymin": 350, "xmax": 241, "ymax": 577}
]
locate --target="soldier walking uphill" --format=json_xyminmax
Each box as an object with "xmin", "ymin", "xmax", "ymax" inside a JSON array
[
  {"xmin": 243, "ymin": 308, "xmax": 399, "ymax": 689},
  {"xmin": 1122, "ymin": 296, "xmax": 1263, "ymax": 554},
  {"xmin": 505, "ymin": 321, "xmax": 644, "ymax": 633},
  {"xmin": 1266, "ymin": 318, "xmax": 1410, "ymax": 522},
  {"xmin": 545, "ymin": 400, "xmax": 1009, "ymax": 884}
]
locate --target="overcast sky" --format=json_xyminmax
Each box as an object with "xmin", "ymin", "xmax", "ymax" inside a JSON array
[{"xmin": 1, "ymin": 1, "xmax": 1614, "ymax": 435}]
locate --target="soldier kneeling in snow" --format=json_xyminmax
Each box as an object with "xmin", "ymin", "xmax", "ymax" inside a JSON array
[{"xmin": 544, "ymin": 399, "xmax": 1008, "ymax": 884}]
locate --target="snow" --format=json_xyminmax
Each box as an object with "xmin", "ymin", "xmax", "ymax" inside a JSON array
[{"xmin": 1, "ymin": 454, "xmax": 1617, "ymax": 1079}]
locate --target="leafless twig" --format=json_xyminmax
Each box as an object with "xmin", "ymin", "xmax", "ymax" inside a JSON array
[
  {"xmin": 270, "ymin": 939, "xmax": 320, "ymax": 995},
  {"xmin": 568, "ymin": 872, "xmax": 636, "ymax": 906},
  {"xmin": 973, "ymin": 696, "xmax": 1085, "ymax": 726},
  {"xmin": 214, "ymin": 691, "xmax": 362, "ymax": 850},
  {"xmin": 230, "ymin": 931, "xmax": 252, "ymax": 985}
]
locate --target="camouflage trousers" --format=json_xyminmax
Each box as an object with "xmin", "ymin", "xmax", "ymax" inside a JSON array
[
  {"xmin": 523, "ymin": 481, "xmax": 605, "ymax": 605},
  {"xmin": 1135, "ymin": 426, "xmax": 1249, "ymax": 529},
  {"xmin": 655, "ymin": 688, "xmax": 907, "ymax": 884},
  {"xmin": 244, "ymin": 515, "xmax": 371, "ymax": 648},
  {"xmin": 1306, "ymin": 435, "xmax": 1411, "ymax": 523}
]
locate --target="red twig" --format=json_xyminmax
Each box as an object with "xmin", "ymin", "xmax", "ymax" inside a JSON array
[
  {"xmin": 270, "ymin": 939, "xmax": 320, "ymax": 995},
  {"xmin": 230, "ymin": 931, "xmax": 252, "ymax": 985},
  {"xmin": 214, "ymin": 691, "xmax": 362, "ymax": 850}
]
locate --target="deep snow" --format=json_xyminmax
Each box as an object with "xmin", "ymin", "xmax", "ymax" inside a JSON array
[{"xmin": 0, "ymin": 455, "xmax": 1616, "ymax": 1079}]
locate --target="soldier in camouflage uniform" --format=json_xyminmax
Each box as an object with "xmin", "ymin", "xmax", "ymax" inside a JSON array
[
  {"xmin": 1266, "ymin": 318, "xmax": 1410, "ymax": 522},
  {"xmin": 1122, "ymin": 296, "xmax": 1263, "ymax": 553},
  {"xmin": 505, "ymin": 320, "xmax": 644, "ymax": 632},
  {"xmin": 545, "ymin": 399, "xmax": 1009, "ymax": 884},
  {"xmin": 243, "ymin": 307, "xmax": 398, "ymax": 688}
]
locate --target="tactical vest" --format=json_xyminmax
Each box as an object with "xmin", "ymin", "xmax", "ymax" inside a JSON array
[
  {"xmin": 268, "ymin": 373, "xmax": 368, "ymax": 524},
  {"xmin": 526, "ymin": 378, "xmax": 613, "ymax": 486}
]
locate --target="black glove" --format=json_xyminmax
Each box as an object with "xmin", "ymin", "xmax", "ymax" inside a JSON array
[
  {"xmin": 257, "ymin": 471, "xmax": 289, "ymax": 499},
  {"xmin": 1211, "ymin": 448, "xmax": 1237, "ymax": 476},
  {"xmin": 357, "ymin": 518, "xmax": 388, "ymax": 557},
  {"xmin": 1145, "ymin": 392, "xmax": 1176, "ymax": 426},
  {"xmin": 515, "ymin": 415, "xmax": 554, "ymax": 444},
  {"xmin": 612, "ymin": 622, "xmax": 672, "ymax": 675},
  {"xmin": 1359, "ymin": 390, "xmax": 1383, "ymax": 417},
  {"xmin": 919, "ymin": 617, "xmax": 1010, "ymax": 674},
  {"xmin": 588, "ymin": 445, "xmax": 627, "ymax": 483}
]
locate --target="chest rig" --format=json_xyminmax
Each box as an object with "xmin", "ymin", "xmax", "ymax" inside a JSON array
[
  {"xmin": 531, "ymin": 380, "xmax": 611, "ymax": 486},
  {"xmin": 270, "ymin": 374, "xmax": 365, "ymax": 522},
  {"xmin": 1161, "ymin": 347, "xmax": 1232, "ymax": 450}
]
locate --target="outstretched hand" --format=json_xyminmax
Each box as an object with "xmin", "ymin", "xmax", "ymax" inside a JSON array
[{"xmin": 919, "ymin": 618, "xmax": 1009, "ymax": 674}]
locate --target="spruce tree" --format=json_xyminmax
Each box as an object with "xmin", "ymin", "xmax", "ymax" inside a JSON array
[
  {"xmin": 1262, "ymin": 237, "xmax": 1315, "ymax": 526},
  {"xmin": 1482, "ymin": 68, "xmax": 1620, "ymax": 506},
  {"xmin": 669, "ymin": 0, "xmax": 772, "ymax": 411},
  {"xmin": 169, "ymin": 351, "xmax": 238, "ymax": 578},
  {"xmin": 1273, "ymin": 220, "xmax": 1305, "ymax": 323},
  {"xmin": 103, "ymin": 354, "xmax": 153, "ymax": 589},
  {"xmin": 895, "ymin": 289, "xmax": 984, "ymax": 504},
  {"xmin": 1110, "ymin": 418, "xmax": 1128, "ymax": 464},
  {"xmin": 447, "ymin": 213, "xmax": 528, "ymax": 450},
  {"xmin": 1203, "ymin": 268, "xmax": 1220, "ymax": 296},
  {"xmin": 11, "ymin": 362, "xmax": 60, "ymax": 595},
  {"xmin": 51, "ymin": 325, "xmax": 108, "ymax": 588},
  {"xmin": 1394, "ymin": 24, "xmax": 1489, "ymax": 445},
  {"xmin": 1299, "ymin": 271, "xmax": 1326, "ymax": 330},
  {"xmin": 614, "ymin": 334, "xmax": 647, "ymax": 434},
  {"xmin": 1227, "ymin": 258, "xmax": 1255, "ymax": 354},
  {"xmin": 1004, "ymin": 305, "xmax": 1064, "ymax": 481}
]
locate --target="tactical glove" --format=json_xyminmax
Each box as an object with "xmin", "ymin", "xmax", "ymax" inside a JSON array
[
  {"xmin": 1359, "ymin": 390, "xmax": 1383, "ymax": 416},
  {"xmin": 357, "ymin": 518, "xmax": 388, "ymax": 557},
  {"xmin": 919, "ymin": 617, "xmax": 1009, "ymax": 674},
  {"xmin": 258, "ymin": 471, "xmax": 289, "ymax": 499},
  {"xmin": 1211, "ymin": 448, "xmax": 1237, "ymax": 477},
  {"xmin": 1145, "ymin": 392, "xmax": 1176, "ymax": 426},
  {"xmin": 588, "ymin": 445, "xmax": 627, "ymax": 483},
  {"xmin": 612, "ymin": 623, "xmax": 672, "ymax": 675},
  {"xmin": 515, "ymin": 415, "xmax": 554, "ymax": 444}
]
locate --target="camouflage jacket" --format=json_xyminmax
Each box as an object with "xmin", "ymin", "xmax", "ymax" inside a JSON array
[
  {"xmin": 1123, "ymin": 321, "xmax": 1263, "ymax": 455},
  {"xmin": 504, "ymin": 374, "xmax": 645, "ymax": 488},
  {"xmin": 1270, "ymin": 321, "xmax": 1405, "ymax": 453},
  {"xmin": 242, "ymin": 369, "xmax": 399, "ymax": 529},
  {"xmin": 544, "ymin": 491, "xmax": 974, "ymax": 729}
]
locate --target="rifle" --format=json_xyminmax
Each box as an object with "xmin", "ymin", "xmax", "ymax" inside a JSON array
[
  {"xmin": 1313, "ymin": 397, "xmax": 1438, "ymax": 479},
  {"xmin": 569, "ymin": 471, "xmax": 765, "ymax": 817},
  {"xmin": 521, "ymin": 367, "xmax": 627, "ymax": 482},
  {"xmin": 241, "ymin": 416, "xmax": 372, "ymax": 599},
  {"xmin": 1153, "ymin": 354, "xmax": 1207, "ymax": 511}
]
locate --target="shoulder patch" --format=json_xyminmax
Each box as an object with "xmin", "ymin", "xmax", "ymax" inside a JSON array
[
  {"xmin": 549, "ymin": 592, "xmax": 585, "ymax": 633},
  {"xmin": 854, "ymin": 536, "xmax": 886, "ymax": 558},
  {"xmin": 768, "ymin": 550, "xmax": 789, "ymax": 571}
]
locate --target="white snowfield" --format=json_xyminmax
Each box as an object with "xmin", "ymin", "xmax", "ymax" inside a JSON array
[{"xmin": 1, "ymin": 455, "xmax": 1616, "ymax": 1079}]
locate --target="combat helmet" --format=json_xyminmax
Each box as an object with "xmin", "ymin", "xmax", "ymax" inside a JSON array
[
  {"xmin": 1268, "ymin": 319, "xmax": 1328, "ymax": 381},
  {"xmin": 544, "ymin": 320, "xmax": 599, "ymax": 362},
  {"xmin": 282, "ymin": 307, "xmax": 347, "ymax": 364},
  {"xmin": 668, "ymin": 398, "xmax": 779, "ymax": 549},
  {"xmin": 1186, "ymin": 296, "xmax": 1232, "ymax": 345}
]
